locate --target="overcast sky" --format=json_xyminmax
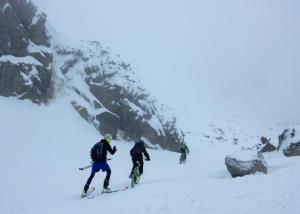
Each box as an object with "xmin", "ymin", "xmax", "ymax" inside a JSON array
[{"xmin": 33, "ymin": 0, "xmax": 300, "ymax": 121}]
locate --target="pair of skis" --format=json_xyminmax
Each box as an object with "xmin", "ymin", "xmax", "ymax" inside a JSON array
[
  {"xmin": 82, "ymin": 186, "xmax": 129, "ymax": 199},
  {"xmin": 79, "ymin": 160, "xmax": 142, "ymax": 199}
]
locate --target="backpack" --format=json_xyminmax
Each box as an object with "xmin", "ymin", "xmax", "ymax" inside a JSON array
[
  {"xmin": 132, "ymin": 142, "xmax": 145, "ymax": 155},
  {"xmin": 90, "ymin": 142, "xmax": 103, "ymax": 161}
]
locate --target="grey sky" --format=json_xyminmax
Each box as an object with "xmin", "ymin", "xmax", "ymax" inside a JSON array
[{"xmin": 33, "ymin": 0, "xmax": 300, "ymax": 121}]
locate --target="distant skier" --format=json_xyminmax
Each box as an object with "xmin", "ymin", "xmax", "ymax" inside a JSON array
[
  {"xmin": 179, "ymin": 142, "xmax": 189, "ymax": 164},
  {"xmin": 129, "ymin": 140, "xmax": 150, "ymax": 179},
  {"xmin": 81, "ymin": 133, "xmax": 117, "ymax": 197}
]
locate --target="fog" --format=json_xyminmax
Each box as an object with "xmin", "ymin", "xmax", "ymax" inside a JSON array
[{"xmin": 33, "ymin": 0, "xmax": 300, "ymax": 122}]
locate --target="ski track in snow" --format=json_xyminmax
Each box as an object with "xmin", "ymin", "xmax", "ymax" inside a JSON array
[{"xmin": 0, "ymin": 97, "xmax": 300, "ymax": 214}]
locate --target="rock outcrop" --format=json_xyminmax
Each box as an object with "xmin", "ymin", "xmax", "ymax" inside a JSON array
[
  {"xmin": 277, "ymin": 128, "xmax": 300, "ymax": 157},
  {"xmin": 0, "ymin": 0, "xmax": 52, "ymax": 104},
  {"xmin": 260, "ymin": 143, "xmax": 276, "ymax": 153},
  {"xmin": 259, "ymin": 136, "xmax": 276, "ymax": 153},
  {"xmin": 225, "ymin": 150, "xmax": 267, "ymax": 177}
]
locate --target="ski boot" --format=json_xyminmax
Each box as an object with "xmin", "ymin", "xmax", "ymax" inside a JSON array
[
  {"xmin": 131, "ymin": 165, "xmax": 140, "ymax": 187},
  {"xmin": 81, "ymin": 184, "xmax": 89, "ymax": 198},
  {"xmin": 102, "ymin": 187, "xmax": 112, "ymax": 193},
  {"xmin": 102, "ymin": 180, "xmax": 111, "ymax": 193},
  {"xmin": 129, "ymin": 172, "xmax": 133, "ymax": 179}
]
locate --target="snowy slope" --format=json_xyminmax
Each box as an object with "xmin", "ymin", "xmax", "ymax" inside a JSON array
[{"xmin": 1, "ymin": 96, "xmax": 300, "ymax": 214}]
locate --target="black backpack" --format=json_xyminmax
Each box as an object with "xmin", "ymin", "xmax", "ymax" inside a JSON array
[
  {"xmin": 90, "ymin": 142, "xmax": 103, "ymax": 161},
  {"xmin": 133, "ymin": 141, "xmax": 145, "ymax": 155}
]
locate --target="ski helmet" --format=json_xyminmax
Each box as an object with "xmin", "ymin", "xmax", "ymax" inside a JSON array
[{"xmin": 104, "ymin": 133, "xmax": 112, "ymax": 143}]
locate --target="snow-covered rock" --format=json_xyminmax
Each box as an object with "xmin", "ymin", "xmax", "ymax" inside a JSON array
[
  {"xmin": 225, "ymin": 150, "xmax": 267, "ymax": 177},
  {"xmin": 257, "ymin": 137, "xmax": 277, "ymax": 153},
  {"xmin": 0, "ymin": 0, "xmax": 52, "ymax": 104},
  {"xmin": 277, "ymin": 127, "xmax": 300, "ymax": 157},
  {"xmin": 50, "ymin": 39, "xmax": 184, "ymax": 151},
  {"xmin": 260, "ymin": 142, "xmax": 276, "ymax": 153}
]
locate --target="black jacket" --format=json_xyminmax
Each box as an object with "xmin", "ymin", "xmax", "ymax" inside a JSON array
[
  {"xmin": 98, "ymin": 139, "xmax": 117, "ymax": 161},
  {"xmin": 179, "ymin": 144, "xmax": 189, "ymax": 154},
  {"xmin": 130, "ymin": 141, "xmax": 150, "ymax": 160}
]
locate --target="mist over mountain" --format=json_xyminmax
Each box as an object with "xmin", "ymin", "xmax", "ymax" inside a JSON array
[
  {"xmin": 1, "ymin": 0, "xmax": 299, "ymax": 151},
  {"xmin": 1, "ymin": 1, "xmax": 300, "ymax": 214},
  {"xmin": 32, "ymin": 0, "xmax": 300, "ymax": 123}
]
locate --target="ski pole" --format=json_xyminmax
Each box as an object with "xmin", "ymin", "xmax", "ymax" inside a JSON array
[
  {"xmin": 79, "ymin": 165, "xmax": 92, "ymax": 171},
  {"xmin": 79, "ymin": 159, "xmax": 113, "ymax": 171}
]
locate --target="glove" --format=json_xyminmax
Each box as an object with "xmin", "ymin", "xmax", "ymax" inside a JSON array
[
  {"xmin": 113, "ymin": 146, "xmax": 117, "ymax": 152},
  {"xmin": 145, "ymin": 157, "xmax": 150, "ymax": 161}
]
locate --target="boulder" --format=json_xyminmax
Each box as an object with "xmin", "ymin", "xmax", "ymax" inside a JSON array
[
  {"xmin": 260, "ymin": 143, "xmax": 276, "ymax": 153},
  {"xmin": 283, "ymin": 142, "xmax": 300, "ymax": 157},
  {"xmin": 277, "ymin": 127, "xmax": 300, "ymax": 157},
  {"xmin": 225, "ymin": 150, "xmax": 267, "ymax": 177}
]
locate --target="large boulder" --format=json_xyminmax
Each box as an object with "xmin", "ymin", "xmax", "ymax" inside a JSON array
[
  {"xmin": 277, "ymin": 127, "xmax": 300, "ymax": 157},
  {"xmin": 225, "ymin": 150, "xmax": 267, "ymax": 177}
]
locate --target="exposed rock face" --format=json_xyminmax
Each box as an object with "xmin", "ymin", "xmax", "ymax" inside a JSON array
[
  {"xmin": 277, "ymin": 128, "xmax": 300, "ymax": 157},
  {"xmin": 0, "ymin": 0, "xmax": 52, "ymax": 104},
  {"xmin": 225, "ymin": 150, "xmax": 267, "ymax": 177},
  {"xmin": 0, "ymin": 0, "xmax": 185, "ymax": 151},
  {"xmin": 52, "ymin": 41, "xmax": 184, "ymax": 151},
  {"xmin": 283, "ymin": 142, "xmax": 300, "ymax": 157}
]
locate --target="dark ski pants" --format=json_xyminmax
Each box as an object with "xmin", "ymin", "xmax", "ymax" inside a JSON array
[
  {"xmin": 85, "ymin": 164, "xmax": 111, "ymax": 189},
  {"xmin": 179, "ymin": 153, "xmax": 187, "ymax": 164},
  {"xmin": 131, "ymin": 157, "xmax": 144, "ymax": 175}
]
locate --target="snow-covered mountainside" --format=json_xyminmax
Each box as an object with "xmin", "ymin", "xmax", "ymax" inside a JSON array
[
  {"xmin": 1, "ymin": 97, "xmax": 300, "ymax": 214},
  {"xmin": 0, "ymin": 0, "xmax": 52, "ymax": 103},
  {"xmin": 0, "ymin": 0, "xmax": 184, "ymax": 151}
]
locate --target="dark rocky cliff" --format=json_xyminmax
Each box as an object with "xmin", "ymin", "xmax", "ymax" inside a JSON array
[{"xmin": 0, "ymin": 0, "xmax": 52, "ymax": 104}]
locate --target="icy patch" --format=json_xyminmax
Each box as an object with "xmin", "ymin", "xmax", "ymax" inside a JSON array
[
  {"xmin": 0, "ymin": 55, "xmax": 42, "ymax": 66},
  {"xmin": 27, "ymin": 40, "xmax": 52, "ymax": 55}
]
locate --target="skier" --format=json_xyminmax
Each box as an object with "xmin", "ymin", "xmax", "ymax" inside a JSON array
[
  {"xmin": 179, "ymin": 142, "xmax": 189, "ymax": 164},
  {"xmin": 129, "ymin": 140, "xmax": 150, "ymax": 179},
  {"xmin": 81, "ymin": 133, "xmax": 117, "ymax": 197}
]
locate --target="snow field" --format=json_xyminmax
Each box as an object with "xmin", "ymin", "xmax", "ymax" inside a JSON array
[{"xmin": 0, "ymin": 97, "xmax": 300, "ymax": 214}]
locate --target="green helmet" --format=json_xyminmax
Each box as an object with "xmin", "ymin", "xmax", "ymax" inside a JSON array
[{"xmin": 104, "ymin": 133, "xmax": 112, "ymax": 143}]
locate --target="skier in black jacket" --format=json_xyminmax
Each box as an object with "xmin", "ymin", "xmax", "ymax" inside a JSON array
[
  {"xmin": 129, "ymin": 140, "xmax": 150, "ymax": 178},
  {"xmin": 82, "ymin": 134, "xmax": 117, "ymax": 197}
]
